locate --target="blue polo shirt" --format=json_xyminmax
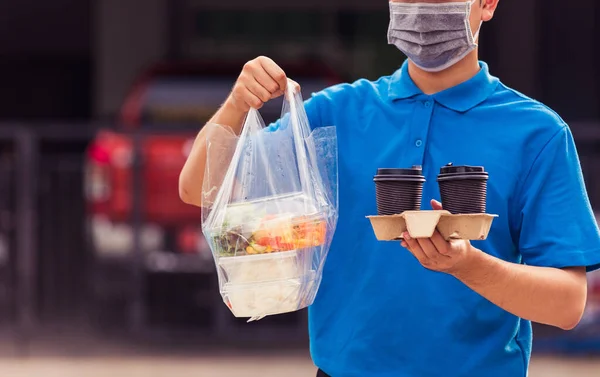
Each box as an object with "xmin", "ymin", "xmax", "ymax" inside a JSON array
[{"xmin": 269, "ymin": 61, "xmax": 600, "ymax": 376}]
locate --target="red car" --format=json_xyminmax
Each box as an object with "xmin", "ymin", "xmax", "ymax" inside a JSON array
[{"xmin": 85, "ymin": 61, "xmax": 341, "ymax": 260}]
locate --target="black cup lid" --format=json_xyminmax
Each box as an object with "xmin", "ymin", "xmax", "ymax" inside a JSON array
[
  {"xmin": 377, "ymin": 166, "xmax": 423, "ymax": 176},
  {"xmin": 439, "ymin": 163, "xmax": 486, "ymax": 175}
]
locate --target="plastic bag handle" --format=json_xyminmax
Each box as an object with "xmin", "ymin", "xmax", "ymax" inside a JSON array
[
  {"xmin": 208, "ymin": 79, "xmax": 312, "ymax": 222},
  {"xmin": 285, "ymin": 79, "xmax": 312, "ymax": 210}
]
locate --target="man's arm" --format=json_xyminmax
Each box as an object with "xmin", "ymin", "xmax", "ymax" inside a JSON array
[
  {"xmin": 450, "ymin": 249, "xmax": 586, "ymax": 331},
  {"xmin": 402, "ymin": 200, "xmax": 588, "ymax": 331},
  {"xmin": 178, "ymin": 100, "xmax": 247, "ymax": 207},
  {"xmin": 179, "ymin": 56, "xmax": 292, "ymax": 207}
]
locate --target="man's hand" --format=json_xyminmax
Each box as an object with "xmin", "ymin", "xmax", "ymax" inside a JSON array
[
  {"xmin": 401, "ymin": 199, "xmax": 475, "ymax": 274},
  {"xmin": 401, "ymin": 200, "xmax": 588, "ymax": 330},
  {"xmin": 229, "ymin": 56, "xmax": 300, "ymax": 112},
  {"xmin": 179, "ymin": 56, "xmax": 300, "ymax": 207}
]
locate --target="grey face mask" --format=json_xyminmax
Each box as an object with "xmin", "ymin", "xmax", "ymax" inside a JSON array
[{"xmin": 387, "ymin": 1, "xmax": 482, "ymax": 72}]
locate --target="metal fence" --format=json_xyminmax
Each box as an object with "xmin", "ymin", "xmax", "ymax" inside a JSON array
[
  {"xmin": 0, "ymin": 122, "xmax": 599, "ymax": 351},
  {"xmin": 0, "ymin": 139, "xmax": 16, "ymax": 326},
  {"xmin": 0, "ymin": 126, "xmax": 94, "ymax": 351},
  {"xmin": 0, "ymin": 124, "xmax": 310, "ymax": 350}
]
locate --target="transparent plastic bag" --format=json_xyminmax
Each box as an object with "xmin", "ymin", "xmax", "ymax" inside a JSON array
[{"xmin": 202, "ymin": 80, "xmax": 338, "ymax": 321}]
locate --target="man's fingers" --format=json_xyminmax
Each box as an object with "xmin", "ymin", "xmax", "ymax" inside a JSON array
[
  {"xmin": 403, "ymin": 233, "xmax": 428, "ymax": 262},
  {"xmin": 247, "ymin": 78, "xmax": 272, "ymax": 103},
  {"xmin": 259, "ymin": 56, "xmax": 287, "ymax": 90},
  {"xmin": 252, "ymin": 66, "xmax": 281, "ymax": 95},
  {"xmin": 416, "ymin": 238, "xmax": 439, "ymax": 259},
  {"xmin": 239, "ymin": 87, "xmax": 263, "ymax": 109},
  {"xmin": 430, "ymin": 231, "xmax": 451, "ymax": 256},
  {"xmin": 288, "ymin": 79, "xmax": 301, "ymax": 94},
  {"xmin": 431, "ymin": 199, "xmax": 443, "ymax": 210},
  {"xmin": 271, "ymin": 90, "xmax": 285, "ymax": 99}
]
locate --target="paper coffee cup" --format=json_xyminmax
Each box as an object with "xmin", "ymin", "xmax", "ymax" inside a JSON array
[
  {"xmin": 374, "ymin": 166, "xmax": 425, "ymax": 215},
  {"xmin": 437, "ymin": 164, "xmax": 488, "ymax": 214}
]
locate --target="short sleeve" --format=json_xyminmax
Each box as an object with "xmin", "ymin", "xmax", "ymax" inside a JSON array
[{"xmin": 517, "ymin": 126, "xmax": 600, "ymax": 272}]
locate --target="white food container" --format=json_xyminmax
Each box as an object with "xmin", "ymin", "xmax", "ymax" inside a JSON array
[
  {"xmin": 218, "ymin": 248, "xmax": 314, "ymax": 284},
  {"xmin": 222, "ymin": 272, "xmax": 316, "ymax": 318}
]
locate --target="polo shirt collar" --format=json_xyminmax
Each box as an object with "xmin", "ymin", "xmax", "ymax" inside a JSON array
[{"xmin": 388, "ymin": 60, "xmax": 500, "ymax": 112}]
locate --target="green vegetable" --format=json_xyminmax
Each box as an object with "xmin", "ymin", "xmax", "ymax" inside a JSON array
[{"xmin": 213, "ymin": 226, "xmax": 251, "ymax": 257}]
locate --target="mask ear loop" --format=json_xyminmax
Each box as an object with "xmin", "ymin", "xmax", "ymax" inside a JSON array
[
  {"xmin": 473, "ymin": 21, "xmax": 483, "ymax": 44},
  {"xmin": 467, "ymin": 0, "xmax": 484, "ymax": 45}
]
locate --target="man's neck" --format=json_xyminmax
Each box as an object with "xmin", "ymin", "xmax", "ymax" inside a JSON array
[{"xmin": 407, "ymin": 52, "xmax": 481, "ymax": 95}]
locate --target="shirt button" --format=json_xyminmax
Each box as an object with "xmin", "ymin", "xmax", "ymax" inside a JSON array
[
  {"xmin": 424, "ymin": 101, "xmax": 432, "ymax": 108},
  {"xmin": 415, "ymin": 139, "xmax": 423, "ymax": 147}
]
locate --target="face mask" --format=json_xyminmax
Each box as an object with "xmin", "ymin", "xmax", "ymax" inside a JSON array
[{"xmin": 387, "ymin": 1, "xmax": 482, "ymax": 72}]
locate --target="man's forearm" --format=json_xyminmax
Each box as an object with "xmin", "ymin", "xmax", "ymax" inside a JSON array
[
  {"xmin": 451, "ymin": 248, "xmax": 587, "ymax": 330},
  {"xmin": 207, "ymin": 97, "xmax": 248, "ymax": 134},
  {"xmin": 179, "ymin": 98, "xmax": 247, "ymax": 206}
]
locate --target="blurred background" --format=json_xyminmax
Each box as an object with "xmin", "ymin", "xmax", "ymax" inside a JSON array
[{"xmin": 0, "ymin": 0, "xmax": 599, "ymax": 376}]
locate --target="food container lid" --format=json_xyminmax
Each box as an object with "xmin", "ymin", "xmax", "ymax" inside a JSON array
[
  {"xmin": 218, "ymin": 249, "xmax": 303, "ymax": 266},
  {"xmin": 222, "ymin": 270, "xmax": 317, "ymax": 291},
  {"xmin": 377, "ymin": 166, "xmax": 423, "ymax": 176},
  {"xmin": 439, "ymin": 163, "xmax": 487, "ymax": 175},
  {"xmin": 204, "ymin": 191, "xmax": 331, "ymax": 234},
  {"xmin": 373, "ymin": 176, "xmax": 426, "ymax": 183},
  {"xmin": 205, "ymin": 212, "xmax": 329, "ymax": 236}
]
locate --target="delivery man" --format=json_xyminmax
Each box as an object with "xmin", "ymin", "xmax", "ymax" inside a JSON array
[{"xmin": 180, "ymin": 0, "xmax": 600, "ymax": 376}]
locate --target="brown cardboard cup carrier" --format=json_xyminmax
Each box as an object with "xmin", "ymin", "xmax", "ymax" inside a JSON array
[{"xmin": 367, "ymin": 210, "xmax": 497, "ymax": 241}]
